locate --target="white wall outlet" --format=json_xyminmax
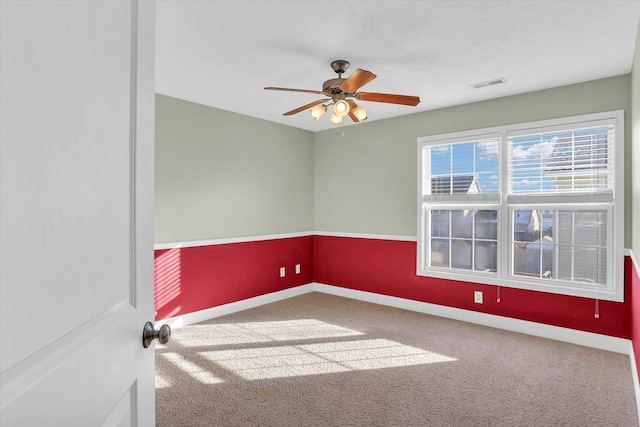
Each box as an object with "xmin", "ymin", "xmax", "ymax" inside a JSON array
[
  {"xmin": 295, "ymin": 264, "xmax": 301, "ymax": 274},
  {"xmin": 474, "ymin": 291, "xmax": 483, "ymax": 304},
  {"xmin": 280, "ymin": 267, "xmax": 285, "ymax": 277}
]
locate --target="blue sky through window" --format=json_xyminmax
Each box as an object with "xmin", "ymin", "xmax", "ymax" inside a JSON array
[{"xmin": 430, "ymin": 138, "xmax": 499, "ymax": 194}]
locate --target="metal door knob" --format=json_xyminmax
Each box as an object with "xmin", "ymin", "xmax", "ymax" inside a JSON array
[{"xmin": 142, "ymin": 321, "xmax": 171, "ymax": 348}]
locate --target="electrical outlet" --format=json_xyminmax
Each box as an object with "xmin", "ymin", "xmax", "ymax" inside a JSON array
[
  {"xmin": 295, "ymin": 264, "xmax": 301, "ymax": 274},
  {"xmin": 280, "ymin": 267, "xmax": 285, "ymax": 277},
  {"xmin": 474, "ymin": 291, "xmax": 483, "ymax": 304}
]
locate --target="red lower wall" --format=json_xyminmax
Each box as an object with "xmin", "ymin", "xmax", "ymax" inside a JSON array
[
  {"xmin": 154, "ymin": 234, "xmax": 633, "ymax": 341},
  {"xmin": 314, "ymin": 235, "xmax": 632, "ymax": 339},
  {"xmin": 154, "ymin": 236, "xmax": 314, "ymax": 320}
]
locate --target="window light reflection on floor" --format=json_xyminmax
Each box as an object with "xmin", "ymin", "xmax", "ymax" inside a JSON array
[
  {"xmin": 174, "ymin": 319, "xmax": 364, "ymax": 347},
  {"xmin": 155, "ymin": 372, "xmax": 172, "ymax": 389},
  {"xmin": 199, "ymin": 338, "xmax": 457, "ymax": 381},
  {"xmin": 160, "ymin": 352, "xmax": 224, "ymax": 385},
  {"xmin": 159, "ymin": 319, "xmax": 457, "ymax": 384}
]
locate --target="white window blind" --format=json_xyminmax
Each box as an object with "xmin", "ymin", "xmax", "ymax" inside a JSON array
[
  {"xmin": 507, "ymin": 124, "xmax": 614, "ymax": 195},
  {"xmin": 510, "ymin": 208, "xmax": 610, "ymax": 286}
]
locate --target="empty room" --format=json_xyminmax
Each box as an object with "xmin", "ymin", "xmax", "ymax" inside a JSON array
[
  {"xmin": 151, "ymin": 1, "xmax": 640, "ymax": 425},
  {"xmin": 2, "ymin": 1, "xmax": 640, "ymax": 426}
]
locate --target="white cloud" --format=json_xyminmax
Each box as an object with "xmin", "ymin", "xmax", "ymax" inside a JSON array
[
  {"xmin": 430, "ymin": 145, "xmax": 450, "ymax": 154},
  {"xmin": 477, "ymin": 140, "xmax": 499, "ymax": 159},
  {"xmin": 512, "ymin": 137, "xmax": 556, "ymax": 162}
]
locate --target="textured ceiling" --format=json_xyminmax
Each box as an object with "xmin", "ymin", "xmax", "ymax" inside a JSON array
[{"xmin": 155, "ymin": 1, "xmax": 640, "ymax": 132}]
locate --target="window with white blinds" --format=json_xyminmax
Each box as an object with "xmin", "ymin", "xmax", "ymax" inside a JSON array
[
  {"xmin": 417, "ymin": 110, "xmax": 624, "ymax": 301},
  {"xmin": 422, "ymin": 136, "xmax": 500, "ymax": 196},
  {"xmin": 507, "ymin": 124, "xmax": 615, "ymax": 196}
]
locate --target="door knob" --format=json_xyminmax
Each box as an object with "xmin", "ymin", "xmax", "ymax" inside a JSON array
[{"xmin": 142, "ymin": 321, "xmax": 171, "ymax": 348}]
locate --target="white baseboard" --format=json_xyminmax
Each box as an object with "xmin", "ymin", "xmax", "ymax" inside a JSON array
[{"xmin": 158, "ymin": 284, "xmax": 315, "ymax": 328}]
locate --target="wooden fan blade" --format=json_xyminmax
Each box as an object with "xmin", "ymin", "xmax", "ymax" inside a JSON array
[
  {"xmin": 346, "ymin": 100, "xmax": 362, "ymax": 123},
  {"xmin": 340, "ymin": 69, "xmax": 376, "ymax": 93},
  {"xmin": 283, "ymin": 99, "xmax": 330, "ymax": 116},
  {"xmin": 355, "ymin": 92, "xmax": 420, "ymax": 106},
  {"xmin": 265, "ymin": 87, "xmax": 325, "ymax": 96}
]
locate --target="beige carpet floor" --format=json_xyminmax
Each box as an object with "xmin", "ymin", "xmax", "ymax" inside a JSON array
[{"xmin": 155, "ymin": 292, "xmax": 638, "ymax": 426}]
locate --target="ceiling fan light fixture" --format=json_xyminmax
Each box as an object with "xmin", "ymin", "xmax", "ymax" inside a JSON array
[
  {"xmin": 333, "ymin": 99, "xmax": 350, "ymax": 117},
  {"xmin": 309, "ymin": 104, "xmax": 327, "ymax": 121},
  {"xmin": 352, "ymin": 106, "xmax": 368, "ymax": 122},
  {"xmin": 329, "ymin": 113, "xmax": 344, "ymax": 127}
]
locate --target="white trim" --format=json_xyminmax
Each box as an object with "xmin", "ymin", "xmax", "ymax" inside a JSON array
[
  {"xmin": 157, "ymin": 284, "xmax": 315, "ymax": 328},
  {"xmin": 627, "ymin": 248, "xmax": 639, "ymax": 275},
  {"xmin": 155, "ymin": 231, "xmax": 418, "ymax": 250},
  {"xmin": 159, "ymin": 281, "xmax": 631, "ymax": 355},
  {"xmin": 154, "ymin": 231, "xmax": 313, "ymax": 250},
  {"xmin": 157, "ymin": 234, "xmax": 637, "ymax": 255},
  {"xmin": 630, "ymin": 344, "xmax": 640, "ymax": 425},
  {"xmin": 314, "ymin": 231, "xmax": 417, "ymax": 242}
]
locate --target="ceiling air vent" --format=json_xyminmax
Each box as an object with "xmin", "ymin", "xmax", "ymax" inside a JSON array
[{"xmin": 471, "ymin": 78, "xmax": 506, "ymax": 89}]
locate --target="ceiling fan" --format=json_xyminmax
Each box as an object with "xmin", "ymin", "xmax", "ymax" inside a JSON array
[{"xmin": 265, "ymin": 60, "xmax": 420, "ymax": 127}]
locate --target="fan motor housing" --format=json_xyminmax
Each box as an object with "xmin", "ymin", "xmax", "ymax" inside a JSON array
[{"xmin": 323, "ymin": 78, "xmax": 347, "ymax": 97}]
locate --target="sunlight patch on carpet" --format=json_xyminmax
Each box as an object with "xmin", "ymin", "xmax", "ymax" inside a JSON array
[
  {"xmin": 174, "ymin": 319, "xmax": 364, "ymax": 347},
  {"xmin": 161, "ymin": 352, "xmax": 224, "ymax": 384},
  {"xmin": 155, "ymin": 373, "xmax": 172, "ymax": 389},
  {"xmin": 199, "ymin": 338, "xmax": 456, "ymax": 380}
]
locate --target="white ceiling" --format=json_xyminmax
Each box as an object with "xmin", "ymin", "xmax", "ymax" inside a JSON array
[{"xmin": 155, "ymin": 1, "xmax": 640, "ymax": 132}]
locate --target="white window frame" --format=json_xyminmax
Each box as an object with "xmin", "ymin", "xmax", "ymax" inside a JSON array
[{"xmin": 417, "ymin": 110, "xmax": 624, "ymax": 301}]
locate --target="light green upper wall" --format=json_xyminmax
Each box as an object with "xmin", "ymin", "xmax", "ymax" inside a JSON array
[
  {"xmin": 632, "ymin": 23, "xmax": 640, "ymax": 256},
  {"xmin": 314, "ymin": 75, "xmax": 633, "ymax": 246},
  {"xmin": 155, "ymin": 74, "xmax": 634, "ymax": 246},
  {"xmin": 155, "ymin": 95, "xmax": 314, "ymax": 243}
]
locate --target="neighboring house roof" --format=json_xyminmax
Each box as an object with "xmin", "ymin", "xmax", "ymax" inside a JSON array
[
  {"xmin": 545, "ymin": 133, "xmax": 608, "ymax": 175},
  {"xmin": 514, "ymin": 210, "xmax": 532, "ymax": 227},
  {"xmin": 431, "ymin": 175, "xmax": 481, "ymax": 194},
  {"xmin": 514, "ymin": 209, "xmax": 542, "ymax": 234}
]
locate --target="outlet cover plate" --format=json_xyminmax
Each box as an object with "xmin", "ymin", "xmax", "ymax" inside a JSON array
[{"xmin": 474, "ymin": 291, "xmax": 483, "ymax": 304}]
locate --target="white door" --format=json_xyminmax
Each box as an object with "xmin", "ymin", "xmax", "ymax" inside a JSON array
[{"xmin": 1, "ymin": 1, "xmax": 157, "ymax": 425}]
